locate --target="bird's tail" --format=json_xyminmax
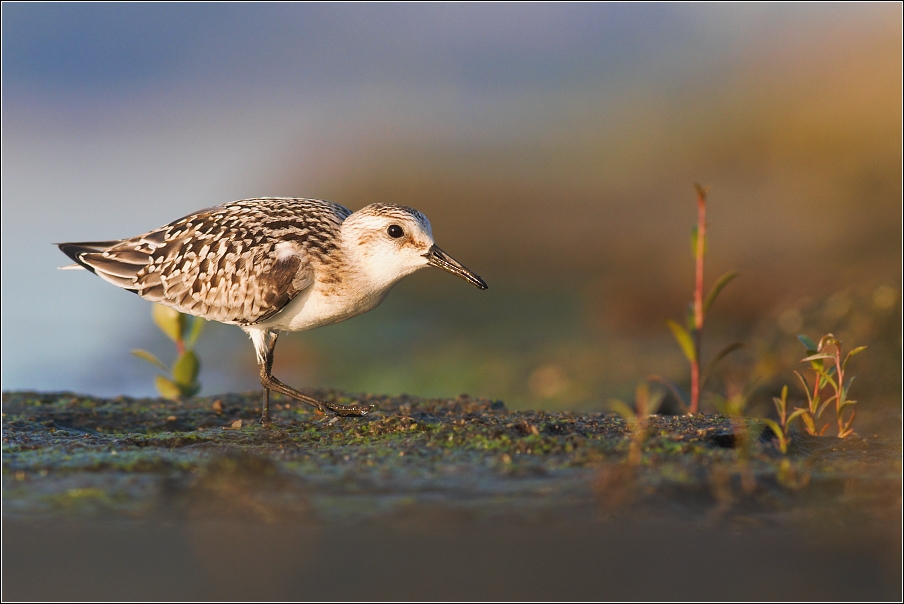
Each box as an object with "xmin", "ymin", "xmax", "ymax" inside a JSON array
[{"xmin": 55, "ymin": 241, "xmax": 122, "ymax": 272}]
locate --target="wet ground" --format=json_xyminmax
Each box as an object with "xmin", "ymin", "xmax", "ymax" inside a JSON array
[{"xmin": 3, "ymin": 390, "xmax": 901, "ymax": 600}]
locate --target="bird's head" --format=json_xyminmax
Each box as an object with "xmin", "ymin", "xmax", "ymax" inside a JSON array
[{"xmin": 340, "ymin": 204, "xmax": 488, "ymax": 291}]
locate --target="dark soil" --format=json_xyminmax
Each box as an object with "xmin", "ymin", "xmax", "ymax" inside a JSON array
[{"xmin": 3, "ymin": 390, "xmax": 901, "ymax": 600}]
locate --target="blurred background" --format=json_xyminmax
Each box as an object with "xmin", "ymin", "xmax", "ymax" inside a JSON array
[{"xmin": 2, "ymin": 4, "xmax": 900, "ymax": 429}]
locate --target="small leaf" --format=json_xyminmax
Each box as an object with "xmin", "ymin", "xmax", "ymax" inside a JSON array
[
  {"xmin": 608, "ymin": 399, "xmax": 636, "ymax": 421},
  {"xmin": 772, "ymin": 396, "xmax": 785, "ymax": 417},
  {"xmin": 793, "ymin": 371, "xmax": 813, "ymax": 405},
  {"xmin": 666, "ymin": 319, "xmax": 696, "ymax": 363},
  {"xmin": 172, "ymin": 350, "xmax": 200, "ymax": 387},
  {"xmin": 801, "ymin": 353, "xmax": 835, "ymax": 363},
  {"xmin": 841, "ymin": 375, "xmax": 858, "ymax": 402},
  {"xmin": 155, "ymin": 375, "xmax": 183, "ymax": 401},
  {"xmin": 799, "ymin": 412, "xmax": 816, "ymax": 435},
  {"xmin": 838, "ymin": 398, "xmax": 857, "ymax": 411},
  {"xmin": 787, "ymin": 408, "xmax": 808, "ymax": 425},
  {"xmin": 761, "ymin": 418, "xmax": 783, "ymax": 440},
  {"xmin": 797, "ymin": 334, "xmax": 817, "ymax": 353},
  {"xmin": 186, "ymin": 317, "xmax": 206, "ymax": 349},
  {"xmin": 703, "ymin": 270, "xmax": 740, "ymax": 315},
  {"xmin": 819, "ymin": 372, "xmax": 838, "ymax": 392},
  {"xmin": 153, "ymin": 304, "xmax": 187, "ymax": 343},
  {"xmin": 842, "ymin": 346, "xmax": 867, "ymax": 372},
  {"xmin": 816, "ymin": 397, "xmax": 834, "ymax": 419},
  {"xmin": 132, "ymin": 349, "xmax": 169, "ymax": 372},
  {"xmin": 700, "ymin": 341, "xmax": 744, "ymax": 387}
]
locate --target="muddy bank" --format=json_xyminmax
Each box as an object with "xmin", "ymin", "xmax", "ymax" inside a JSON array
[{"xmin": 3, "ymin": 390, "xmax": 901, "ymax": 599}]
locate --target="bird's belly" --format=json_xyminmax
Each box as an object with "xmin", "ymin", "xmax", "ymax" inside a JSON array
[{"xmin": 256, "ymin": 287, "xmax": 387, "ymax": 332}]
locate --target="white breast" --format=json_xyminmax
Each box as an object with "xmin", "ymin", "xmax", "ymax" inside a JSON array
[{"xmin": 254, "ymin": 282, "xmax": 390, "ymax": 332}]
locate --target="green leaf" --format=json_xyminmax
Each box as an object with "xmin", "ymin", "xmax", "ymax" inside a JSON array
[
  {"xmin": 787, "ymin": 408, "xmax": 808, "ymax": 425},
  {"xmin": 797, "ymin": 334, "xmax": 817, "ymax": 353},
  {"xmin": 842, "ymin": 346, "xmax": 867, "ymax": 372},
  {"xmin": 838, "ymin": 398, "xmax": 857, "ymax": 411},
  {"xmin": 703, "ymin": 270, "xmax": 739, "ymax": 315},
  {"xmin": 186, "ymin": 317, "xmax": 206, "ymax": 349},
  {"xmin": 816, "ymin": 397, "xmax": 834, "ymax": 419},
  {"xmin": 172, "ymin": 350, "xmax": 200, "ymax": 387},
  {"xmin": 153, "ymin": 304, "xmax": 187, "ymax": 343},
  {"xmin": 608, "ymin": 399, "xmax": 636, "ymax": 421},
  {"xmin": 761, "ymin": 418, "xmax": 783, "ymax": 440},
  {"xmin": 700, "ymin": 341, "xmax": 744, "ymax": 387},
  {"xmin": 799, "ymin": 412, "xmax": 816, "ymax": 434},
  {"xmin": 801, "ymin": 353, "xmax": 834, "ymax": 363},
  {"xmin": 131, "ymin": 349, "xmax": 169, "ymax": 372},
  {"xmin": 819, "ymin": 372, "xmax": 838, "ymax": 392},
  {"xmin": 155, "ymin": 375, "xmax": 183, "ymax": 401},
  {"xmin": 793, "ymin": 371, "xmax": 813, "ymax": 406},
  {"xmin": 772, "ymin": 396, "xmax": 785, "ymax": 417},
  {"xmin": 841, "ymin": 375, "xmax": 857, "ymax": 402},
  {"xmin": 666, "ymin": 319, "xmax": 696, "ymax": 363}
]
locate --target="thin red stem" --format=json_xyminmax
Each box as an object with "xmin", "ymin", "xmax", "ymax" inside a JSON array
[
  {"xmin": 832, "ymin": 343, "xmax": 846, "ymax": 436},
  {"xmin": 691, "ymin": 187, "xmax": 707, "ymax": 414}
]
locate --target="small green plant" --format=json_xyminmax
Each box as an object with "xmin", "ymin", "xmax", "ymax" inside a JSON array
[
  {"xmin": 762, "ymin": 385, "xmax": 806, "ymax": 454},
  {"xmin": 794, "ymin": 334, "xmax": 866, "ymax": 438},
  {"xmin": 132, "ymin": 304, "xmax": 205, "ymax": 400},
  {"xmin": 609, "ymin": 383, "xmax": 664, "ymax": 466},
  {"xmin": 663, "ymin": 184, "xmax": 741, "ymax": 414}
]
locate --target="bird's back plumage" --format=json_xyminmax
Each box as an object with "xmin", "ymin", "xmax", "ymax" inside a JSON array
[{"xmin": 58, "ymin": 198, "xmax": 352, "ymax": 326}]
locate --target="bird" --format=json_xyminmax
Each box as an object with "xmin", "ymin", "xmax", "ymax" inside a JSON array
[{"xmin": 57, "ymin": 197, "xmax": 488, "ymax": 424}]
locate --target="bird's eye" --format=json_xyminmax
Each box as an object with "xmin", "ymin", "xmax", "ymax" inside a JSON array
[{"xmin": 387, "ymin": 225, "xmax": 404, "ymax": 238}]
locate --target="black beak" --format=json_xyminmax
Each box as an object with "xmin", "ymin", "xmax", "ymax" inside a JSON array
[{"xmin": 424, "ymin": 245, "xmax": 488, "ymax": 290}]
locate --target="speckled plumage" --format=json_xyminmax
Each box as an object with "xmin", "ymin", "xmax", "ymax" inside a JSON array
[
  {"xmin": 60, "ymin": 198, "xmax": 353, "ymax": 325},
  {"xmin": 59, "ymin": 197, "xmax": 487, "ymax": 423}
]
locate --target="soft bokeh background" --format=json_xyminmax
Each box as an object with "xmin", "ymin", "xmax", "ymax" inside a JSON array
[{"xmin": 2, "ymin": 4, "xmax": 900, "ymax": 429}]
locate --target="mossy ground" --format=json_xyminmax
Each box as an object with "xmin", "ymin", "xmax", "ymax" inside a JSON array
[{"xmin": 2, "ymin": 389, "xmax": 901, "ymax": 599}]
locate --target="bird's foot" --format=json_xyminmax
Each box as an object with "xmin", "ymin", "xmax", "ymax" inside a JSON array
[{"xmin": 259, "ymin": 409, "xmax": 274, "ymax": 427}]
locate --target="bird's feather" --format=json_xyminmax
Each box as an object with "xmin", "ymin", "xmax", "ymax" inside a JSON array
[{"xmin": 56, "ymin": 198, "xmax": 349, "ymax": 325}]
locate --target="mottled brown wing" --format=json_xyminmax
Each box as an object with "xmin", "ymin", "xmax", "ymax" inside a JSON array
[{"xmin": 59, "ymin": 203, "xmax": 318, "ymax": 325}]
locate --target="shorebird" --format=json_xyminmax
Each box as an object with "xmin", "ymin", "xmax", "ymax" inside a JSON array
[{"xmin": 58, "ymin": 198, "xmax": 487, "ymax": 424}]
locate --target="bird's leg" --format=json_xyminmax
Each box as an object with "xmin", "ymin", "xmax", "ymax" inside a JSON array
[
  {"xmin": 259, "ymin": 334, "xmax": 276, "ymax": 425},
  {"xmin": 253, "ymin": 329, "xmax": 373, "ymax": 418}
]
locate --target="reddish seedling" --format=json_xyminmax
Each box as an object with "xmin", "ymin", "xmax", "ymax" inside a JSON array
[
  {"xmin": 663, "ymin": 185, "xmax": 741, "ymax": 414},
  {"xmin": 794, "ymin": 334, "xmax": 866, "ymax": 438}
]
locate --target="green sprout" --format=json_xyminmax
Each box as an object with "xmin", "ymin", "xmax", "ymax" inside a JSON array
[
  {"xmin": 132, "ymin": 303, "xmax": 205, "ymax": 400},
  {"xmin": 663, "ymin": 184, "xmax": 741, "ymax": 414},
  {"xmin": 609, "ymin": 383, "xmax": 664, "ymax": 466},
  {"xmin": 762, "ymin": 385, "xmax": 806, "ymax": 454},
  {"xmin": 794, "ymin": 333, "xmax": 866, "ymax": 438}
]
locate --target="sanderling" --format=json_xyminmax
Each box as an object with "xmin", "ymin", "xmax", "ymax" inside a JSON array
[{"xmin": 58, "ymin": 197, "xmax": 487, "ymax": 424}]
